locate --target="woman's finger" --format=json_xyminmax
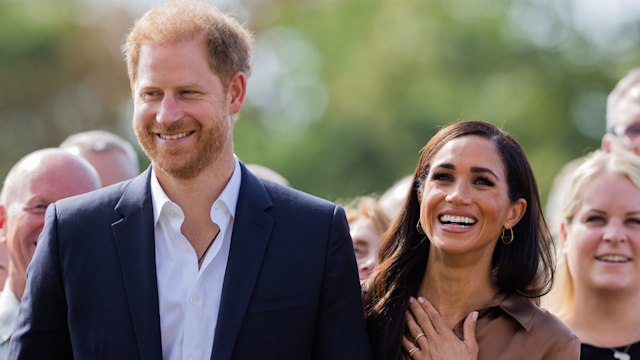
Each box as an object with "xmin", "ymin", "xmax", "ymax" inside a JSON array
[
  {"xmin": 417, "ymin": 297, "xmax": 448, "ymax": 335},
  {"xmin": 402, "ymin": 335, "xmax": 425, "ymax": 359},
  {"xmin": 409, "ymin": 296, "xmax": 437, "ymax": 337},
  {"xmin": 462, "ymin": 311, "xmax": 479, "ymax": 354},
  {"xmin": 405, "ymin": 309, "xmax": 431, "ymax": 351}
]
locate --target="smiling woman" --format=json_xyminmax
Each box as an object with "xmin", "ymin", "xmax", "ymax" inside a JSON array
[
  {"xmin": 545, "ymin": 149, "xmax": 640, "ymax": 360},
  {"xmin": 363, "ymin": 120, "xmax": 579, "ymax": 360}
]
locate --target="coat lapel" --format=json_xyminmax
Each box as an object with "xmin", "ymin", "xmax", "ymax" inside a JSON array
[
  {"xmin": 111, "ymin": 169, "xmax": 163, "ymax": 360},
  {"xmin": 212, "ymin": 164, "xmax": 274, "ymax": 359}
]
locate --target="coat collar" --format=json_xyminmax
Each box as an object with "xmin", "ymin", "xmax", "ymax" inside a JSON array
[
  {"xmin": 211, "ymin": 162, "xmax": 274, "ymax": 359},
  {"xmin": 112, "ymin": 164, "xmax": 276, "ymax": 359},
  {"xmin": 112, "ymin": 169, "xmax": 163, "ymax": 360}
]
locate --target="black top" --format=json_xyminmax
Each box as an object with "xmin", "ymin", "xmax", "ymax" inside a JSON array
[{"xmin": 581, "ymin": 341, "xmax": 640, "ymax": 360}]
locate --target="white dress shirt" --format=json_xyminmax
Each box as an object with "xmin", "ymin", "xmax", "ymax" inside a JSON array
[
  {"xmin": 151, "ymin": 158, "xmax": 241, "ymax": 360},
  {"xmin": 0, "ymin": 282, "xmax": 20, "ymax": 360}
]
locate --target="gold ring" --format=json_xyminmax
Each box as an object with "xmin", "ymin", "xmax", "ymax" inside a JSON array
[
  {"xmin": 408, "ymin": 347, "xmax": 420, "ymax": 357},
  {"xmin": 414, "ymin": 332, "xmax": 426, "ymax": 343}
]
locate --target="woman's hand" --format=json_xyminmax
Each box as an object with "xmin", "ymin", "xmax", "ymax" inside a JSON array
[{"xmin": 402, "ymin": 297, "xmax": 478, "ymax": 360}]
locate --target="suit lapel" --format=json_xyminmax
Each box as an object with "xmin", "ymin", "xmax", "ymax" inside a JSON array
[
  {"xmin": 212, "ymin": 164, "xmax": 274, "ymax": 359},
  {"xmin": 112, "ymin": 169, "xmax": 163, "ymax": 360}
]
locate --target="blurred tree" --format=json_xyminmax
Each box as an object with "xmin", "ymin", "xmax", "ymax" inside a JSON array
[
  {"xmin": 0, "ymin": 0, "xmax": 135, "ymax": 177},
  {"xmin": 3, "ymin": 0, "xmax": 639, "ymax": 206},
  {"xmin": 235, "ymin": 0, "xmax": 639, "ymax": 203}
]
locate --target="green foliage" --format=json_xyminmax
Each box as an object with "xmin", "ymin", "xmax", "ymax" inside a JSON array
[
  {"xmin": 3, "ymin": 0, "xmax": 639, "ymax": 207},
  {"xmin": 0, "ymin": 1, "xmax": 133, "ymax": 178},
  {"xmin": 235, "ymin": 0, "xmax": 629, "ymax": 203}
]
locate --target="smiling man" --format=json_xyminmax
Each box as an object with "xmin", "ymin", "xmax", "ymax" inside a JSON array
[
  {"xmin": 603, "ymin": 67, "xmax": 640, "ymax": 155},
  {"xmin": 0, "ymin": 148, "xmax": 100, "ymax": 358},
  {"xmin": 8, "ymin": 1, "xmax": 370, "ymax": 359}
]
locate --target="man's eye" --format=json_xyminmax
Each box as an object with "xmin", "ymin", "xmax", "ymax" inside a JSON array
[
  {"xmin": 140, "ymin": 91, "xmax": 161, "ymax": 99},
  {"xmin": 180, "ymin": 90, "xmax": 200, "ymax": 97},
  {"xmin": 625, "ymin": 123, "xmax": 640, "ymax": 136},
  {"xmin": 25, "ymin": 204, "xmax": 48, "ymax": 213}
]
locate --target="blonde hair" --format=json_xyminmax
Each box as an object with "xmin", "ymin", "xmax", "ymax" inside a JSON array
[
  {"xmin": 123, "ymin": 0, "xmax": 253, "ymax": 88},
  {"xmin": 545, "ymin": 149, "xmax": 640, "ymax": 319},
  {"xmin": 345, "ymin": 196, "xmax": 391, "ymax": 237}
]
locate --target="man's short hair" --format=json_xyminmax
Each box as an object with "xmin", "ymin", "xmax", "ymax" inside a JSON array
[
  {"xmin": 123, "ymin": 0, "xmax": 253, "ymax": 88},
  {"xmin": 606, "ymin": 66, "xmax": 640, "ymax": 131}
]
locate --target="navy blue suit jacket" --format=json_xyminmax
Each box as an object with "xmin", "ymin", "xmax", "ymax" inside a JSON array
[{"xmin": 9, "ymin": 164, "xmax": 371, "ymax": 359}]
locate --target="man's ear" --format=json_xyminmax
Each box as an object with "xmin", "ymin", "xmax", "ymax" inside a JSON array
[
  {"xmin": 602, "ymin": 133, "xmax": 614, "ymax": 153},
  {"xmin": 227, "ymin": 71, "xmax": 247, "ymax": 116},
  {"xmin": 0, "ymin": 205, "xmax": 7, "ymax": 245}
]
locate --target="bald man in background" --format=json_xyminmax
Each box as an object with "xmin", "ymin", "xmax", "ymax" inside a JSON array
[
  {"xmin": 60, "ymin": 130, "xmax": 140, "ymax": 187},
  {"xmin": 603, "ymin": 66, "xmax": 640, "ymax": 154},
  {"xmin": 0, "ymin": 149, "xmax": 101, "ymax": 357},
  {"xmin": 0, "ymin": 243, "xmax": 8, "ymax": 292},
  {"xmin": 546, "ymin": 67, "xmax": 640, "ymax": 243}
]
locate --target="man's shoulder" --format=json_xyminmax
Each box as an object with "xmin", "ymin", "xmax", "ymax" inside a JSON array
[
  {"xmin": 54, "ymin": 174, "xmax": 147, "ymax": 219},
  {"xmin": 261, "ymin": 180, "xmax": 338, "ymax": 212},
  {"xmin": 56, "ymin": 179, "xmax": 131, "ymax": 209}
]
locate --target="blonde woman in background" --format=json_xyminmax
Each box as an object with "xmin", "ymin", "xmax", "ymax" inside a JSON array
[
  {"xmin": 346, "ymin": 196, "xmax": 390, "ymax": 281},
  {"xmin": 546, "ymin": 149, "xmax": 640, "ymax": 359}
]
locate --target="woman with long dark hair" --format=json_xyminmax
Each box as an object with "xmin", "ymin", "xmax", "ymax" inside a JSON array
[{"xmin": 364, "ymin": 120, "xmax": 579, "ymax": 359}]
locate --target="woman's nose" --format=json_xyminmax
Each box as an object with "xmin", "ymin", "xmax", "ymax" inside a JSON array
[
  {"xmin": 445, "ymin": 183, "xmax": 471, "ymax": 206},
  {"xmin": 359, "ymin": 255, "xmax": 378, "ymax": 277},
  {"xmin": 603, "ymin": 223, "xmax": 628, "ymax": 244}
]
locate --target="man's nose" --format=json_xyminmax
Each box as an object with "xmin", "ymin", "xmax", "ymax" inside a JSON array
[{"xmin": 156, "ymin": 95, "xmax": 183, "ymax": 125}]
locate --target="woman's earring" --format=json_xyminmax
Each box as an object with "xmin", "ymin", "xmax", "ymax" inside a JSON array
[
  {"xmin": 501, "ymin": 227, "xmax": 514, "ymax": 245},
  {"xmin": 416, "ymin": 221, "xmax": 425, "ymax": 234}
]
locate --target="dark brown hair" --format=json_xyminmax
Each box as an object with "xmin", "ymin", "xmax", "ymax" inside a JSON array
[{"xmin": 364, "ymin": 120, "xmax": 554, "ymax": 360}]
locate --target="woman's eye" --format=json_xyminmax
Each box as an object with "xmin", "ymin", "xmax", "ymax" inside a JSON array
[
  {"xmin": 585, "ymin": 216, "xmax": 605, "ymax": 224},
  {"xmin": 626, "ymin": 218, "xmax": 640, "ymax": 225},
  {"xmin": 474, "ymin": 177, "xmax": 494, "ymax": 186},
  {"xmin": 431, "ymin": 173, "xmax": 453, "ymax": 182}
]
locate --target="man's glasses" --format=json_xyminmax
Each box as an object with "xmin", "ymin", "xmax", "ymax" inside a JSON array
[{"xmin": 610, "ymin": 122, "xmax": 640, "ymax": 140}]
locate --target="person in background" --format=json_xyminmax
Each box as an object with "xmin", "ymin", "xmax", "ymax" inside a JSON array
[
  {"xmin": 0, "ymin": 243, "xmax": 8, "ymax": 292},
  {"xmin": 245, "ymin": 163, "xmax": 290, "ymax": 187},
  {"xmin": 547, "ymin": 67, "xmax": 640, "ymax": 241},
  {"xmin": 544, "ymin": 157, "xmax": 586, "ymax": 242},
  {"xmin": 545, "ymin": 150, "xmax": 640, "ymax": 359},
  {"xmin": 0, "ymin": 148, "xmax": 101, "ymax": 358},
  {"xmin": 379, "ymin": 175, "xmax": 413, "ymax": 221},
  {"xmin": 345, "ymin": 196, "xmax": 390, "ymax": 281},
  {"xmin": 364, "ymin": 120, "xmax": 578, "ymax": 360},
  {"xmin": 9, "ymin": 1, "xmax": 370, "ymax": 359},
  {"xmin": 60, "ymin": 130, "xmax": 140, "ymax": 187},
  {"xmin": 603, "ymin": 67, "xmax": 640, "ymax": 155}
]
